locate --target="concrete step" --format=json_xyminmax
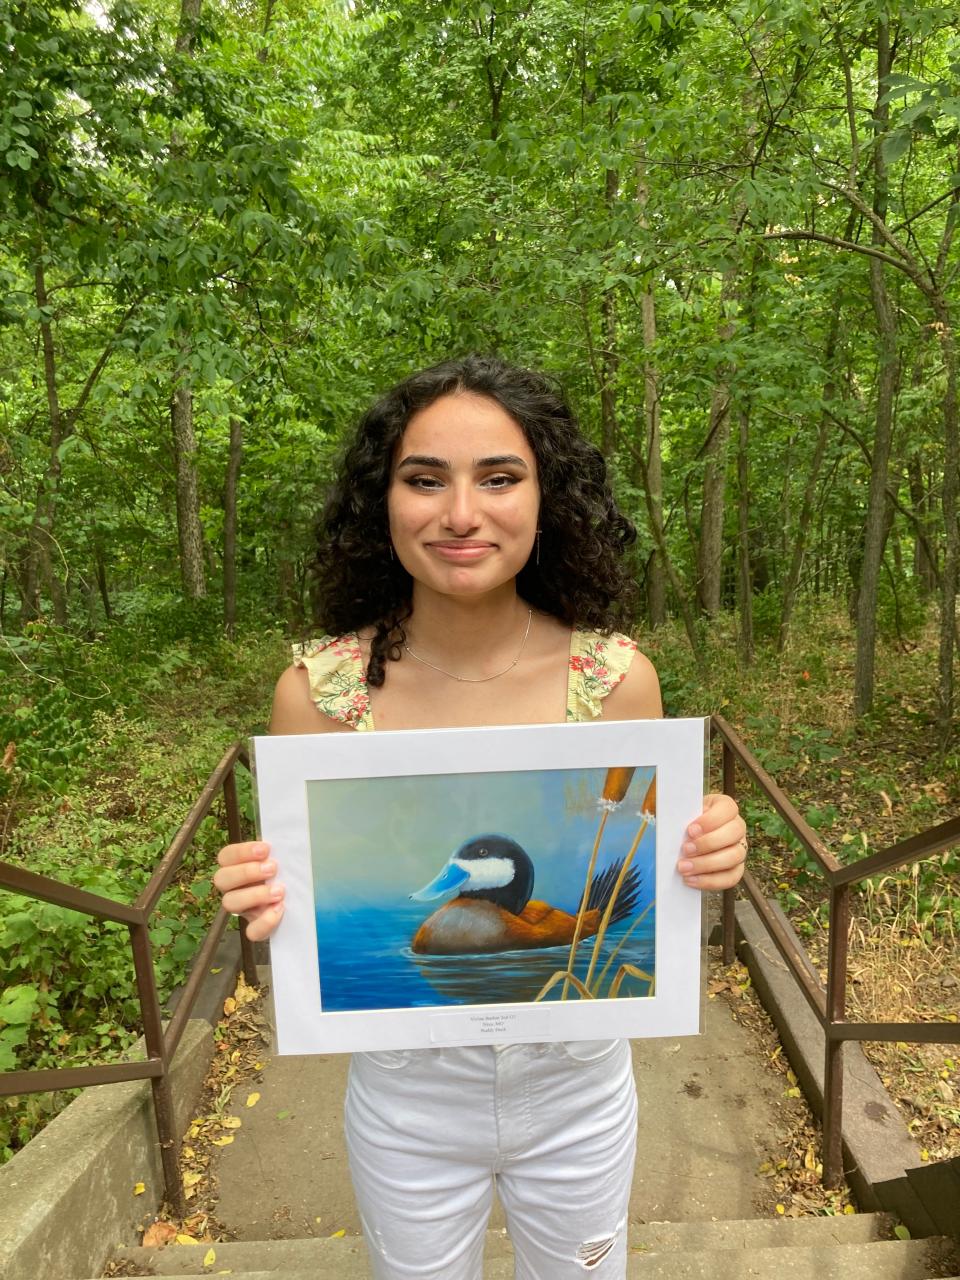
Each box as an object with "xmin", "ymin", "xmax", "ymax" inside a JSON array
[
  {"xmin": 108, "ymin": 1216, "xmax": 887, "ymax": 1275},
  {"xmin": 634, "ymin": 1213, "xmax": 894, "ymax": 1250},
  {"xmin": 106, "ymin": 1223, "xmax": 958, "ymax": 1279},
  {"xmin": 627, "ymin": 1239, "xmax": 959, "ymax": 1278}
]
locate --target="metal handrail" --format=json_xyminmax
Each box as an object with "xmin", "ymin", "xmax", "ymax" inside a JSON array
[
  {"xmin": 0, "ymin": 741, "xmax": 257, "ymax": 1214},
  {"xmin": 713, "ymin": 713, "xmax": 960, "ymax": 1188}
]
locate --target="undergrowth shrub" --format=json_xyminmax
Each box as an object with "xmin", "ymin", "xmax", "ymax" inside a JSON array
[{"xmin": 0, "ymin": 615, "xmax": 279, "ymax": 1162}]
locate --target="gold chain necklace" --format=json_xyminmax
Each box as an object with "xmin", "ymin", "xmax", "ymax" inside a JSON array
[{"xmin": 402, "ymin": 609, "xmax": 534, "ymax": 683}]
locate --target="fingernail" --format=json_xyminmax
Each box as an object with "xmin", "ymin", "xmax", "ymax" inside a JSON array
[
  {"xmin": 684, "ymin": 875, "xmax": 702, "ymax": 888},
  {"xmin": 687, "ymin": 823, "xmax": 702, "ymax": 838},
  {"xmin": 252, "ymin": 842, "xmax": 270, "ymax": 855},
  {"xmin": 678, "ymin": 859, "xmax": 694, "ymax": 873},
  {"xmin": 262, "ymin": 859, "xmax": 277, "ymax": 875},
  {"xmin": 269, "ymin": 884, "xmax": 285, "ymax": 901},
  {"xmin": 682, "ymin": 841, "xmax": 697, "ymax": 855}
]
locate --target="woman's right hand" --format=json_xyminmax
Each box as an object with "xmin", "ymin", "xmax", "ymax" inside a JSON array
[{"xmin": 214, "ymin": 841, "xmax": 285, "ymax": 941}]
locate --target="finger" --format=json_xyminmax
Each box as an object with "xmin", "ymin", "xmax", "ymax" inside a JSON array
[
  {"xmin": 678, "ymin": 846, "xmax": 744, "ymax": 878},
  {"xmin": 221, "ymin": 882, "xmax": 285, "ymax": 917},
  {"xmin": 682, "ymin": 819, "xmax": 746, "ymax": 859},
  {"xmin": 242, "ymin": 902, "xmax": 285, "ymax": 942},
  {"xmin": 682, "ymin": 864, "xmax": 745, "ymax": 892},
  {"xmin": 213, "ymin": 858, "xmax": 278, "ymax": 894},
  {"xmin": 690, "ymin": 794, "xmax": 738, "ymax": 834},
  {"xmin": 217, "ymin": 841, "xmax": 270, "ymax": 869}
]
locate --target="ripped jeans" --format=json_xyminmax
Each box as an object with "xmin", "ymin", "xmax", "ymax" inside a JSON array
[{"xmin": 344, "ymin": 1039, "xmax": 637, "ymax": 1279}]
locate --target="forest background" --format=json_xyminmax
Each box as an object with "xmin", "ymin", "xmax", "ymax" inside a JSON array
[{"xmin": 1, "ymin": 0, "xmax": 958, "ymax": 1182}]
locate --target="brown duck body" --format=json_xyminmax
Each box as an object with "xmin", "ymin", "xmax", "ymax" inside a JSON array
[{"xmin": 411, "ymin": 897, "xmax": 604, "ymax": 955}]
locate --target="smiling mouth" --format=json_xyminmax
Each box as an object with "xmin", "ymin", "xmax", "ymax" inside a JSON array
[{"xmin": 426, "ymin": 541, "xmax": 496, "ymax": 561}]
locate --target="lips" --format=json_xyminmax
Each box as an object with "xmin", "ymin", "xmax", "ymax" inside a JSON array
[{"xmin": 426, "ymin": 540, "xmax": 496, "ymax": 561}]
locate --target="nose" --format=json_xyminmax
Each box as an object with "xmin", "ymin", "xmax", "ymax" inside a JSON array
[{"xmin": 442, "ymin": 480, "xmax": 480, "ymax": 534}]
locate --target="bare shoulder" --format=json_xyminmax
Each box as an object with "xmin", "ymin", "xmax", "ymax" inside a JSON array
[
  {"xmin": 270, "ymin": 665, "xmax": 352, "ymax": 735},
  {"xmin": 601, "ymin": 647, "xmax": 663, "ymax": 721}
]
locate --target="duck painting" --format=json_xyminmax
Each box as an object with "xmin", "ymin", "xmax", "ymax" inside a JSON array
[{"xmin": 410, "ymin": 834, "xmax": 641, "ymax": 955}]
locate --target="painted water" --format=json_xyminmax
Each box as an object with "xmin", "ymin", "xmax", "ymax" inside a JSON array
[{"xmin": 315, "ymin": 900, "xmax": 656, "ymax": 1012}]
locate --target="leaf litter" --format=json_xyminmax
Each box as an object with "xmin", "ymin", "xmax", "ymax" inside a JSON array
[{"xmin": 102, "ymin": 973, "xmax": 269, "ymax": 1277}]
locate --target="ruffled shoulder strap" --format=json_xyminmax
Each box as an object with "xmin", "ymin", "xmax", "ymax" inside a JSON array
[
  {"xmin": 566, "ymin": 629, "xmax": 638, "ymax": 722},
  {"xmin": 291, "ymin": 634, "xmax": 374, "ymax": 731}
]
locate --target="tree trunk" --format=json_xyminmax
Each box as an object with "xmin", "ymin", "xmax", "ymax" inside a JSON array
[
  {"xmin": 171, "ymin": 381, "xmax": 207, "ymax": 599},
  {"xmin": 21, "ymin": 258, "xmax": 68, "ymax": 623},
  {"xmin": 168, "ymin": 0, "xmax": 206, "ymax": 602},
  {"xmin": 933, "ymin": 298, "xmax": 959, "ymax": 743},
  {"xmin": 94, "ymin": 541, "xmax": 112, "ymax": 621},
  {"xmin": 854, "ymin": 21, "xmax": 898, "ymax": 718},
  {"xmin": 640, "ymin": 286, "xmax": 666, "ymax": 627},
  {"xmin": 778, "ymin": 307, "xmax": 845, "ymax": 651},
  {"xmin": 907, "ymin": 456, "xmax": 937, "ymax": 594},
  {"xmin": 635, "ymin": 149, "xmax": 666, "ymax": 626},
  {"xmin": 223, "ymin": 416, "xmax": 243, "ymax": 636},
  {"xmin": 599, "ymin": 164, "xmax": 619, "ymax": 459},
  {"xmin": 696, "ymin": 265, "xmax": 738, "ymax": 616},
  {"xmin": 736, "ymin": 404, "xmax": 753, "ymax": 663}
]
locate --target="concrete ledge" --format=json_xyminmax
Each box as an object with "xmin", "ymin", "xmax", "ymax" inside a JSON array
[
  {"xmin": 730, "ymin": 900, "xmax": 938, "ymax": 1236},
  {"xmin": 0, "ymin": 932, "xmax": 243, "ymax": 1280}
]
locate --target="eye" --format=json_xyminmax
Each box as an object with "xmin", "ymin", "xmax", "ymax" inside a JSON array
[
  {"xmin": 405, "ymin": 474, "xmax": 445, "ymax": 491},
  {"xmin": 480, "ymin": 473, "xmax": 520, "ymax": 490},
  {"xmin": 478, "ymin": 847, "xmax": 488, "ymax": 856}
]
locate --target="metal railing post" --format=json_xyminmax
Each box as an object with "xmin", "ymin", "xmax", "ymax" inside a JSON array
[
  {"xmin": 129, "ymin": 919, "xmax": 185, "ymax": 1217},
  {"xmin": 823, "ymin": 881, "xmax": 850, "ymax": 1188},
  {"xmin": 721, "ymin": 736, "xmax": 737, "ymax": 965},
  {"xmin": 223, "ymin": 762, "xmax": 259, "ymax": 988}
]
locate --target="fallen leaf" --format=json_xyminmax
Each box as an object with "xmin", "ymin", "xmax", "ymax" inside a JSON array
[
  {"xmin": 775, "ymin": 1203, "xmax": 785, "ymax": 1215},
  {"xmin": 204, "ymin": 1247, "xmax": 217, "ymax": 1266},
  {"xmin": 176, "ymin": 1233, "xmax": 201, "ymax": 1245},
  {"xmin": 894, "ymin": 1224, "xmax": 911, "ymax": 1239},
  {"xmin": 246, "ymin": 1092, "xmax": 260, "ymax": 1108},
  {"xmin": 133, "ymin": 1181, "xmax": 146, "ymax": 1196},
  {"xmin": 143, "ymin": 1220, "xmax": 178, "ymax": 1248},
  {"xmin": 277, "ymin": 1110, "xmax": 291, "ymax": 1120},
  {"xmin": 879, "ymin": 790, "xmax": 893, "ymax": 816},
  {"xmin": 184, "ymin": 1171, "xmax": 204, "ymax": 1189},
  {"xmin": 330, "ymin": 1228, "xmax": 346, "ymax": 1238},
  {"xmin": 843, "ymin": 1204, "xmax": 855, "ymax": 1215},
  {"xmin": 211, "ymin": 1135, "xmax": 235, "ymax": 1147},
  {"xmin": 210, "ymin": 967, "xmax": 223, "ymax": 974},
  {"xmin": 223, "ymin": 998, "xmax": 237, "ymax": 1016},
  {"xmin": 221, "ymin": 1116, "xmax": 242, "ymax": 1129}
]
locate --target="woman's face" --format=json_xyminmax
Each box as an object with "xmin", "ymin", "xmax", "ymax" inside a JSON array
[{"xmin": 387, "ymin": 392, "xmax": 540, "ymax": 601}]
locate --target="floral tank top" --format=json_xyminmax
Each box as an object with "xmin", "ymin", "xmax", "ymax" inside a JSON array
[{"xmin": 292, "ymin": 629, "xmax": 637, "ymax": 728}]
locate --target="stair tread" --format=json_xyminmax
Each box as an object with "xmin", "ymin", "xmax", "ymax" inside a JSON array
[{"xmin": 110, "ymin": 1227, "xmax": 959, "ymax": 1279}]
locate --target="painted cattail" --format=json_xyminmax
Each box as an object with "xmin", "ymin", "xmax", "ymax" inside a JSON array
[
  {"xmin": 601, "ymin": 767, "xmax": 635, "ymax": 807},
  {"xmin": 640, "ymin": 773, "xmax": 657, "ymax": 818}
]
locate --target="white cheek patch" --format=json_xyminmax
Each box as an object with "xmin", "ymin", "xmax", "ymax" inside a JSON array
[{"xmin": 453, "ymin": 856, "xmax": 515, "ymax": 889}]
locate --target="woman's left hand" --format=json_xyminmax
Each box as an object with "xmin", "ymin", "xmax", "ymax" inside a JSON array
[{"xmin": 678, "ymin": 792, "xmax": 747, "ymax": 890}]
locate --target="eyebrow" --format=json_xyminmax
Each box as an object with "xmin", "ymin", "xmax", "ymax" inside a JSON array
[{"xmin": 395, "ymin": 454, "xmax": 530, "ymax": 471}]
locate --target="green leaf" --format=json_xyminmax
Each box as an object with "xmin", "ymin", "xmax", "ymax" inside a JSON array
[
  {"xmin": 0, "ymin": 984, "xmax": 40, "ymax": 1027},
  {"xmin": 881, "ymin": 130, "xmax": 911, "ymax": 166}
]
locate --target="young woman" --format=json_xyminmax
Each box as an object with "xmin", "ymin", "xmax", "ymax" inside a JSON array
[{"xmin": 214, "ymin": 355, "xmax": 746, "ymax": 1280}]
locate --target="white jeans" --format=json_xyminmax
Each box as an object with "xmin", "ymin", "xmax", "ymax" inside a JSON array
[{"xmin": 344, "ymin": 1039, "xmax": 637, "ymax": 1279}]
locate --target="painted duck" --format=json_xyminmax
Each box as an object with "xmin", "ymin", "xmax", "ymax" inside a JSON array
[{"xmin": 410, "ymin": 834, "xmax": 641, "ymax": 955}]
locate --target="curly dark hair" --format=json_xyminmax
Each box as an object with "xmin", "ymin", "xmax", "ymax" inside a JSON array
[{"xmin": 311, "ymin": 354, "xmax": 639, "ymax": 686}]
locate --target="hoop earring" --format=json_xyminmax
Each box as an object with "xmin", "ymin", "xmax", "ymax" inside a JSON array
[{"xmin": 388, "ymin": 543, "xmax": 395, "ymax": 561}]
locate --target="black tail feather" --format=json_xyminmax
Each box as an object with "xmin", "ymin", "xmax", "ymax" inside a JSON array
[{"xmin": 584, "ymin": 858, "xmax": 642, "ymax": 924}]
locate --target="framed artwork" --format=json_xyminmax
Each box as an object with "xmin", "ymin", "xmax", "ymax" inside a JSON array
[{"xmin": 253, "ymin": 717, "xmax": 707, "ymax": 1054}]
